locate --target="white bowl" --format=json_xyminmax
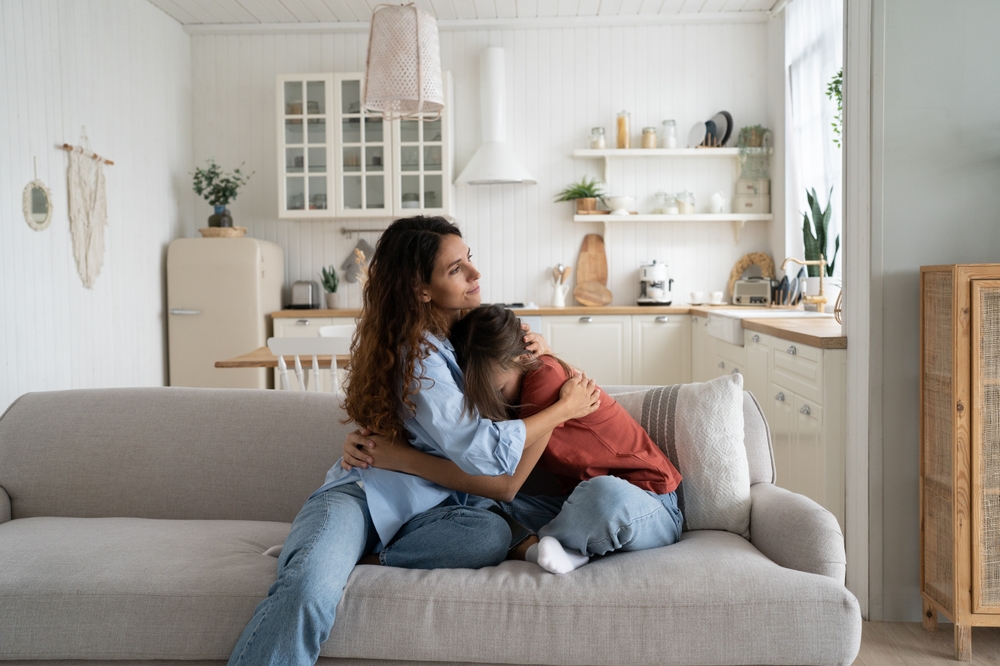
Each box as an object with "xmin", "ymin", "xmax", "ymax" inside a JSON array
[{"xmin": 603, "ymin": 195, "xmax": 634, "ymax": 215}]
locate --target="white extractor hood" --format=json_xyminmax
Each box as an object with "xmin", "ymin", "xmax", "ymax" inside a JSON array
[{"xmin": 455, "ymin": 47, "xmax": 535, "ymax": 185}]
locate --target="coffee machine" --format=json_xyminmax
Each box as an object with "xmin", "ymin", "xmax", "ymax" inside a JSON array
[{"xmin": 638, "ymin": 260, "xmax": 673, "ymax": 305}]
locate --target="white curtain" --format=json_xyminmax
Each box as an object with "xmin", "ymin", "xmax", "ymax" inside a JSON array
[{"xmin": 786, "ymin": 0, "xmax": 843, "ymax": 277}]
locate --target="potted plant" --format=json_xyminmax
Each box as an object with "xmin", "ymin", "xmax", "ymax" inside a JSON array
[
  {"xmin": 736, "ymin": 125, "xmax": 770, "ymax": 149},
  {"xmin": 554, "ymin": 176, "xmax": 605, "ymax": 214},
  {"xmin": 321, "ymin": 265, "xmax": 340, "ymax": 309},
  {"xmin": 192, "ymin": 159, "xmax": 253, "ymax": 228},
  {"xmin": 802, "ymin": 187, "xmax": 841, "ymax": 310}
]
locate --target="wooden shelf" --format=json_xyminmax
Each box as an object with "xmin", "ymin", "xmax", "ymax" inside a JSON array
[{"xmin": 574, "ymin": 213, "xmax": 773, "ymax": 243}]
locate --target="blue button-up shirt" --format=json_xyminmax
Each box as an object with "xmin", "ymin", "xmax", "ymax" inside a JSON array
[{"xmin": 313, "ymin": 332, "xmax": 526, "ymax": 546}]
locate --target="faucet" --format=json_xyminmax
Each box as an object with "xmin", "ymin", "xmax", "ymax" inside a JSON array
[{"xmin": 780, "ymin": 255, "xmax": 827, "ymax": 307}]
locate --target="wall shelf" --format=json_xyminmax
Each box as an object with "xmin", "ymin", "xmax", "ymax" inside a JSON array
[{"xmin": 574, "ymin": 213, "xmax": 773, "ymax": 243}]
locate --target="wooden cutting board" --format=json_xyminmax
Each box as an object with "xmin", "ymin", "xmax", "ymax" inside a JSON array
[
  {"xmin": 576, "ymin": 234, "xmax": 608, "ymax": 286},
  {"xmin": 574, "ymin": 280, "xmax": 613, "ymax": 307}
]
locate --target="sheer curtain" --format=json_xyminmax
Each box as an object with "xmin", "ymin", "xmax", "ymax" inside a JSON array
[{"xmin": 786, "ymin": 0, "xmax": 844, "ymax": 278}]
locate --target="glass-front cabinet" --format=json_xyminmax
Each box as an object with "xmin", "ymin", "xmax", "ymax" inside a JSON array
[{"xmin": 277, "ymin": 72, "xmax": 451, "ymax": 219}]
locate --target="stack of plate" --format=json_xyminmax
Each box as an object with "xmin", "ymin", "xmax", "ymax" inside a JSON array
[{"xmin": 687, "ymin": 111, "xmax": 733, "ymax": 148}]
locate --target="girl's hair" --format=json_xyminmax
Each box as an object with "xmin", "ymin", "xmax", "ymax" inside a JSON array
[
  {"xmin": 343, "ymin": 216, "xmax": 462, "ymax": 442},
  {"xmin": 450, "ymin": 305, "xmax": 572, "ymax": 421}
]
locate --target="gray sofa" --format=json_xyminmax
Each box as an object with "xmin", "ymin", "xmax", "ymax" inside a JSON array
[{"xmin": 0, "ymin": 386, "xmax": 861, "ymax": 666}]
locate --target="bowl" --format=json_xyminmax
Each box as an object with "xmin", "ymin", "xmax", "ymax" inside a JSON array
[{"xmin": 603, "ymin": 195, "xmax": 634, "ymax": 215}]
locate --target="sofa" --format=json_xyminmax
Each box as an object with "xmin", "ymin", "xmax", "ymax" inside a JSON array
[{"xmin": 0, "ymin": 385, "xmax": 861, "ymax": 666}]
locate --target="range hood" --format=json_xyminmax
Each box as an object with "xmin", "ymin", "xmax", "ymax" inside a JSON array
[{"xmin": 455, "ymin": 47, "xmax": 535, "ymax": 185}]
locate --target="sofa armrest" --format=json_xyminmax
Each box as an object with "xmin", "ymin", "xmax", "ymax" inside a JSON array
[
  {"xmin": 0, "ymin": 486, "xmax": 10, "ymax": 524},
  {"xmin": 749, "ymin": 483, "xmax": 845, "ymax": 583}
]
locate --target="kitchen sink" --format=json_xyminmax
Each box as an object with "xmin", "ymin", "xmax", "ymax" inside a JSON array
[{"xmin": 705, "ymin": 309, "xmax": 833, "ymax": 345}]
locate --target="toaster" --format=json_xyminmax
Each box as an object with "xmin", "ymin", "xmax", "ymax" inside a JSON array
[
  {"xmin": 290, "ymin": 280, "xmax": 321, "ymax": 309},
  {"xmin": 732, "ymin": 277, "xmax": 772, "ymax": 306}
]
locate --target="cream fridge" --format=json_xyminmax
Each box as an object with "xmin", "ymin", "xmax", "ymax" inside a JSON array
[{"xmin": 167, "ymin": 238, "xmax": 284, "ymax": 388}]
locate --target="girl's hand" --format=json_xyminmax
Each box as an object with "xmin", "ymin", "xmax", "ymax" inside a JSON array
[
  {"xmin": 521, "ymin": 322, "xmax": 552, "ymax": 356},
  {"xmin": 342, "ymin": 428, "xmax": 376, "ymax": 470},
  {"xmin": 558, "ymin": 372, "xmax": 601, "ymax": 421}
]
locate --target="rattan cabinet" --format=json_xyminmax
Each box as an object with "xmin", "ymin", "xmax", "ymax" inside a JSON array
[{"xmin": 921, "ymin": 264, "xmax": 1000, "ymax": 661}]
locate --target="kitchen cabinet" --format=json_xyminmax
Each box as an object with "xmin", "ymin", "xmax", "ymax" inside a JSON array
[
  {"xmin": 632, "ymin": 314, "xmax": 692, "ymax": 386},
  {"xmin": 690, "ymin": 315, "xmax": 714, "ymax": 382},
  {"xmin": 272, "ymin": 314, "xmax": 356, "ymax": 392},
  {"xmin": 543, "ymin": 315, "xmax": 632, "ymax": 385},
  {"xmin": 277, "ymin": 72, "xmax": 453, "ymax": 218},
  {"xmin": 744, "ymin": 330, "xmax": 772, "ymax": 422}
]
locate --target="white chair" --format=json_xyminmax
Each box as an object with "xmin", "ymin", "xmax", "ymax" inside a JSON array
[{"xmin": 266, "ymin": 335, "xmax": 350, "ymax": 393}]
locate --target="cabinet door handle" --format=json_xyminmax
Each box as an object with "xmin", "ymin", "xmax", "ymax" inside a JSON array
[
  {"xmin": 296, "ymin": 319, "xmax": 311, "ymax": 326},
  {"xmin": 751, "ymin": 334, "xmax": 760, "ymax": 343},
  {"xmin": 775, "ymin": 392, "xmax": 785, "ymax": 402},
  {"xmin": 579, "ymin": 316, "xmax": 593, "ymax": 323},
  {"xmin": 692, "ymin": 316, "xmax": 698, "ymax": 324},
  {"xmin": 800, "ymin": 404, "xmax": 812, "ymax": 416},
  {"xmin": 786, "ymin": 345, "xmax": 797, "ymax": 355},
  {"xmin": 732, "ymin": 368, "xmax": 741, "ymax": 375},
  {"xmin": 655, "ymin": 316, "xmax": 669, "ymax": 323},
  {"xmin": 718, "ymin": 361, "xmax": 725, "ymax": 369},
  {"xmin": 169, "ymin": 309, "xmax": 201, "ymax": 315}
]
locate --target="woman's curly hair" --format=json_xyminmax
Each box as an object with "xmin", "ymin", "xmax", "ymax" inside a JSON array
[{"xmin": 343, "ymin": 216, "xmax": 461, "ymax": 441}]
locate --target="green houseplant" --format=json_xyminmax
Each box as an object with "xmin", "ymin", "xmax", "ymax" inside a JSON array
[
  {"xmin": 802, "ymin": 187, "xmax": 839, "ymax": 278},
  {"xmin": 826, "ymin": 68, "xmax": 843, "ymax": 148},
  {"xmin": 554, "ymin": 176, "xmax": 605, "ymax": 214},
  {"xmin": 321, "ymin": 265, "xmax": 340, "ymax": 309},
  {"xmin": 192, "ymin": 159, "xmax": 253, "ymax": 228}
]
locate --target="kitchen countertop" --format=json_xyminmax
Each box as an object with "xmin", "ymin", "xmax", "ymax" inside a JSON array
[{"xmin": 272, "ymin": 305, "xmax": 846, "ymax": 348}]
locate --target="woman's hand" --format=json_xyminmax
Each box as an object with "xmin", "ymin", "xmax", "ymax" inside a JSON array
[
  {"xmin": 557, "ymin": 372, "xmax": 601, "ymax": 421},
  {"xmin": 342, "ymin": 428, "xmax": 376, "ymax": 470},
  {"xmin": 341, "ymin": 427, "xmax": 419, "ymax": 474},
  {"xmin": 521, "ymin": 322, "xmax": 552, "ymax": 356}
]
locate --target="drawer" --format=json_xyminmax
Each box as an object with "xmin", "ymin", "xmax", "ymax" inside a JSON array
[
  {"xmin": 715, "ymin": 355, "xmax": 745, "ymax": 378},
  {"xmin": 273, "ymin": 317, "xmax": 336, "ymax": 338},
  {"xmin": 771, "ymin": 342, "xmax": 822, "ymax": 403},
  {"xmin": 744, "ymin": 330, "xmax": 771, "ymax": 351},
  {"xmin": 715, "ymin": 338, "xmax": 746, "ymax": 367}
]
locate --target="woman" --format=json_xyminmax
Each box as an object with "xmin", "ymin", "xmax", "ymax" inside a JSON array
[
  {"xmin": 343, "ymin": 304, "xmax": 684, "ymax": 575},
  {"xmin": 228, "ymin": 218, "xmax": 600, "ymax": 666}
]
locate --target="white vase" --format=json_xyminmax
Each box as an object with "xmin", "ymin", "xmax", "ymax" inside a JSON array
[{"xmin": 324, "ymin": 292, "xmax": 340, "ymax": 309}]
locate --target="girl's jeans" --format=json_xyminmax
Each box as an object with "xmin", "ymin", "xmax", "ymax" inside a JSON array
[
  {"xmin": 500, "ymin": 475, "xmax": 684, "ymax": 556},
  {"xmin": 228, "ymin": 483, "xmax": 511, "ymax": 666}
]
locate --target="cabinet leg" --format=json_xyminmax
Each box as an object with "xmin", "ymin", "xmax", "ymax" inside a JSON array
[
  {"xmin": 922, "ymin": 601, "xmax": 938, "ymax": 631},
  {"xmin": 954, "ymin": 623, "xmax": 972, "ymax": 662}
]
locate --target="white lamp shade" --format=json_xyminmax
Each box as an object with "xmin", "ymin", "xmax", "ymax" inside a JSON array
[{"xmin": 363, "ymin": 4, "xmax": 443, "ymax": 119}]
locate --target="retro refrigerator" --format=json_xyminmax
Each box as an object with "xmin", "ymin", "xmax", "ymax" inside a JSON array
[{"xmin": 167, "ymin": 238, "xmax": 284, "ymax": 389}]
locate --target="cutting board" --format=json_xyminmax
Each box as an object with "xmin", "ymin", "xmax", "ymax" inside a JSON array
[
  {"xmin": 574, "ymin": 280, "xmax": 613, "ymax": 307},
  {"xmin": 576, "ymin": 234, "xmax": 608, "ymax": 286}
]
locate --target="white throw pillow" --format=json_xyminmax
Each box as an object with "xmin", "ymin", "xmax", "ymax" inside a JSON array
[{"xmin": 613, "ymin": 374, "xmax": 751, "ymax": 538}]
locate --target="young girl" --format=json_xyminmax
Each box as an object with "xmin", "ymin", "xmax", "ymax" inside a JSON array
[{"xmin": 344, "ymin": 304, "xmax": 684, "ymax": 574}]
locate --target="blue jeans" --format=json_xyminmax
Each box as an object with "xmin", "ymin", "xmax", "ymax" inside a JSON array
[
  {"xmin": 228, "ymin": 483, "xmax": 511, "ymax": 666},
  {"xmin": 501, "ymin": 475, "xmax": 684, "ymax": 556}
]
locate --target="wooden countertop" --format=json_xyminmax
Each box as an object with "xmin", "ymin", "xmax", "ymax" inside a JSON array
[{"xmin": 271, "ymin": 305, "xmax": 847, "ymax": 348}]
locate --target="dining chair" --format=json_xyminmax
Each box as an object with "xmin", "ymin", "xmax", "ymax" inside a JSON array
[{"xmin": 266, "ymin": 335, "xmax": 349, "ymax": 393}]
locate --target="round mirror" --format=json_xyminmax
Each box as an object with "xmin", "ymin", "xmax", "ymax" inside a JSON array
[{"xmin": 23, "ymin": 179, "xmax": 53, "ymax": 231}]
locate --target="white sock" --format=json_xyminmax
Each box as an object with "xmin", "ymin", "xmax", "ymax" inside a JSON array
[
  {"xmin": 535, "ymin": 536, "xmax": 590, "ymax": 574},
  {"xmin": 525, "ymin": 542, "xmax": 540, "ymax": 564}
]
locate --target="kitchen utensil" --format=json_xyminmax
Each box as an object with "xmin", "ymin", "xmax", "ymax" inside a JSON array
[
  {"xmin": 557, "ymin": 262, "xmax": 566, "ymax": 282},
  {"xmin": 775, "ymin": 275, "xmax": 789, "ymax": 306},
  {"xmin": 709, "ymin": 192, "xmax": 727, "ymax": 214},
  {"xmin": 787, "ymin": 275, "xmax": 800, "ymax": 306},
  {"xmin": 689, "ymin": 291, "xmax": 705, "ymax": 305},
  {"xmin": 551, "ymin": 266, "xmax": 561, "ymax": 284},
  {"xmin": 603, "ymin": 195, "xmax": 634, "ymax": 215},
  {"xmin": 560, "ymin": 266, "xmax": 572, "ymax": 284},
  {"xmin": 638, "ymin": 260, "xmax": 673, "ymax": 305},
  {"xmin": 576, "ymin": 234, "xmax": 608, "ymax": 286},
  {"xmin": 709, "ymin": 291, "xmax": 724, "ymax": 304},
  {"xmin": 709, "ymin": 111, "xmax": 733, "ymax": 146},
  {"xmin": 552, "ymin": 283, "xmax": 569, "ymax": 307},
  {"xmin": 290, "ymin": 280, "xmax": 321, "ymax": 309},
  {"xmin": 574, "ymin": 280, "xmax": 613, "ymax": 306},
  {"xmin": 687, "ymin": 121, "xmax": 708, "ymax": 148}
]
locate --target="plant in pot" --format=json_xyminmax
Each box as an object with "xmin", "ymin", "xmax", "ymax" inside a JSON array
[
  {"xmin": 192, "ymin": 159, "xmax": 253, "ymax": 228},
  {"xmin": 554, "ymin": 176, "xmax": 605, "ymax": 214},
  {"xmin": 802, "ymin": 187, "xmax": 840, "ymax": 311},
  {"xmin": 321, "ymin": 265, "xmax": 340, "ymax": 309}
]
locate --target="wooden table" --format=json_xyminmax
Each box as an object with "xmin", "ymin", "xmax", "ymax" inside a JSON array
[{"xmin": 215, "ymin": 347, "xmax": 349, "ymax": 369}]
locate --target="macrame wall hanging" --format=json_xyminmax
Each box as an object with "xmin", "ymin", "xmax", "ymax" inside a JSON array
[{"xmin": 60, "ymin": 128, "xmax": 113, "ymax": 289}]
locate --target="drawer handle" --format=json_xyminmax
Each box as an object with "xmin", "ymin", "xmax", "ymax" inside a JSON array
[
  {"xmin": 655, "ymin": 316, "xmax": 669, "ymax": 323},
  {"xmin": 169, "ymin": 309, "xmax": 201, "ymax": 315},
  {"xmin": 786, "ymin": 345, "xmax": 797, "ymax": 355},
  {"xmin": 718, "ymin": 361, "xmax": 725, "ymax": 369},
  {"xmin": 296, "ymin": 319, "xmax": 311, "ymax": 326},
  {"xmin": 732, "ymin": 368, "xmax": 740, "ymax": 375},
  {"xmin": 692, "ymin": 316, "xmax": 698, "ymax": 324},
  {"xmin": 775, "ymin": 392, "xmax": 785, "ymax": 402},
  {"xmin": 751, "ymin": 334, "xmax": 760, "ymax": 343},
  {"xmin": 579, "ymin": 316, "xmax": 593, "ymax": 323},
  {"xmin": 800, "ymin": 404, "xmax": 812, "ymax": 416}
]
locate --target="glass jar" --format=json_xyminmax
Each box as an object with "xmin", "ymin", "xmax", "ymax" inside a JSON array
[
  {"xmin": 660, "ymin": 119, "xmax": 678, "ymax": 149},
  {"xmin": 664, "ymin": 193, "xmax": 679, "ymax": 215},
  {"xmin": 589, "ymin": 127, "xmax": 606, "ymax": 149},
  {"xmin": 641, "ymin": 127, "xmax": 657, "ymax": 149},
  {"xmin": 616, "ymin": 111, "xmax": 630, "ymax": 149},
  {"xmin": 653, "ymin": 190, "xmax": 667, "ymax": 213},
  {"xmin": 678, "ymin": 190, "xmax": 695, "ymax": 214}
]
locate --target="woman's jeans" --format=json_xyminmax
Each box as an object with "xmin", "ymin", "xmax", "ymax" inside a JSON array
[
  {"xmin": 501, "ymin": 475, "xmax": 684, "ymax": 556},
  {"xmin": 228, "ymin": 483, "xmax": 511, "ymax": 666}
]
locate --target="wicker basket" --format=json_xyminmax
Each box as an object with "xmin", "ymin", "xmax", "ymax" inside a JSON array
[{"xmin": 198, "ymin": 226, "xmax": 247, "ymax": 238}]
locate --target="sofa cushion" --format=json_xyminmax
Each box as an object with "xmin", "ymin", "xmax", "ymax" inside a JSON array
[
  {"xmin": 0, "ymin": 517, "xmax": 289, "ymax": 661},
  {"xmin": 614, "ymin": 375, "xmax": 751, "ymax": 537}
]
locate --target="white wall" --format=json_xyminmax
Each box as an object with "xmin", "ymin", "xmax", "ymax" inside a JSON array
[
  {"xmin": 189, "ymin": 18, "xmax": 779, "ymax": 309},
  {"xmin": 874, "ymin": 0, "xmax": 1000, "ymax": 621},
  {"xmin": 0, "ymin": 0, "xmax": 192, "ymax": 412}
]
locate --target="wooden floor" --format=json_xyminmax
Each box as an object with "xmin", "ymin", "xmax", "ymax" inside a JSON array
[{"xmin": 854, "ymin": 622, "xmax": 1000, "ymax": 665}]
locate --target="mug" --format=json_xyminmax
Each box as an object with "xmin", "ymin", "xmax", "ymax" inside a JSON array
[
  {"xmin": 709, "ymin": 192, "xmax": 727, "ymax": 214},
  {"xmin": 709, "ymin": 291, "xmax": 724, "ymax": 304},
  {"xmin": 690, "ymin": 291, "xmax": 705, "ymax": 305}
]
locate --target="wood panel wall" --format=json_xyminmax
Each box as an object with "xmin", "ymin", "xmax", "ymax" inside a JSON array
[{"xmin": 0, "ymin": 0, "xmax": 192, "ymax": 411}]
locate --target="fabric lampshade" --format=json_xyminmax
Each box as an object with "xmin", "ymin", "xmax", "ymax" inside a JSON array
[{"xmin": 363, "ymin": 3, "xmax": 444, "ymax": 119}]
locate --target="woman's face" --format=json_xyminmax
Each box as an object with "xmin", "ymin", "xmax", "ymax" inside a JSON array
[{"xmin": 419, "ymin": 234, "xmax": 482, "ymax": 320}]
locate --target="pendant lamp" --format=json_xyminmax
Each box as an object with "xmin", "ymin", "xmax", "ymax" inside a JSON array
[{"xmin": 363, "ymin": 3, "xmax": 444, "ymax": 120}]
